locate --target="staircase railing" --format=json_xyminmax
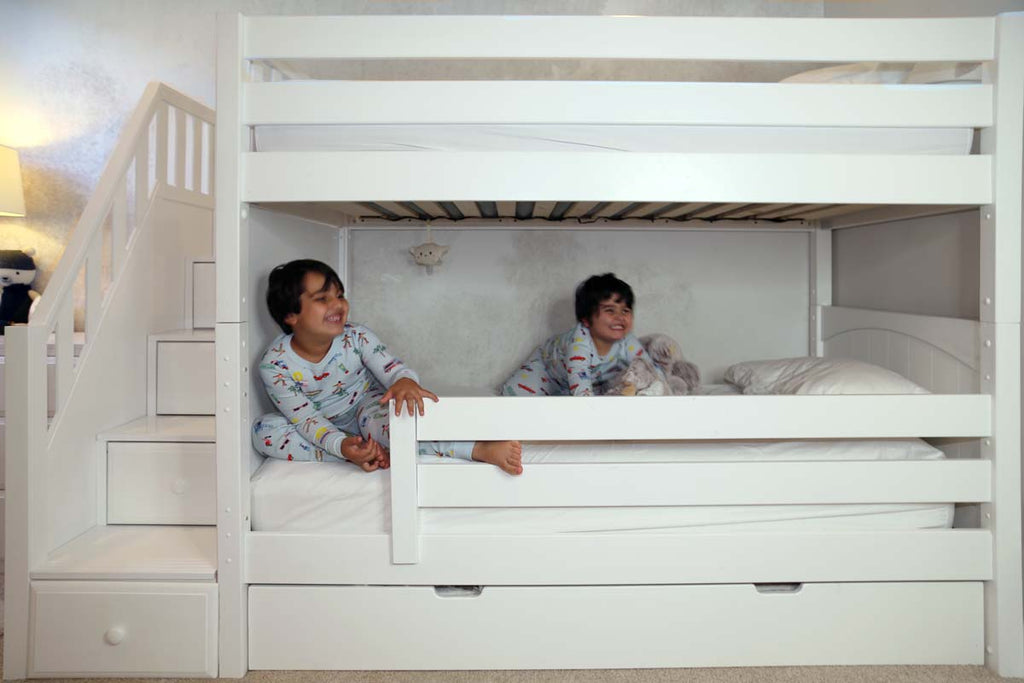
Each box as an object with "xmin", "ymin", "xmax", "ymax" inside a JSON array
[{"xmin": 4, "ymin": 83, "xmax": 215, "ymax": 676}]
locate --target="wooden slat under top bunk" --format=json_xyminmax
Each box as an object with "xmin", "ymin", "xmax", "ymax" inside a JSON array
[{"xmin": 255, "ymin": 201, "xmax": 974, "ymax": 226}]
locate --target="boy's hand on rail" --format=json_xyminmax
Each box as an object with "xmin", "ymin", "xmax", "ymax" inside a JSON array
[
  {"xmin": 341, "ymin": 435, "xmax": 389, "ymax": 471},
  {"xmin": 380, "ymin": 377, "xmax": 439, "ymax": 417}
]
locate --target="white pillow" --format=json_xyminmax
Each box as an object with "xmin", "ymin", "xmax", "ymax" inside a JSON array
[{"xmin": 724, "ymin": 357, "xmax": 929, "ymax": 395}]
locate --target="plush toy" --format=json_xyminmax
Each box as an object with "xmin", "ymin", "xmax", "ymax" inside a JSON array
[
  {"xmin": 0, "ymin": 248, "xmax": 41, "ymax": 335},
  {"xmin": 639, "ymin": 333, "xmax": 702, "ymax": 395},
  {"xmin": 604, "ymin": 357, "xmax": 670, "ymax": 397}
]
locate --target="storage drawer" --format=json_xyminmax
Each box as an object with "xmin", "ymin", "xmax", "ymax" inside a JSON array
[
  {"xmin": 250, "ymin": 582, "xmax": 983, "ymax": 670},
  {"xmin": 156, "ymin": 341, "xmax": 215, "ymax": 415},
  {"xmin": 107, "ymin": 442, "xmax": 216, "ymax": 524},
  {"xmin": 30, "ymin": 581, "xmax": 217, "ymax": 677}
]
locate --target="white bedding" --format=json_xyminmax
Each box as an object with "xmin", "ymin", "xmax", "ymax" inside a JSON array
[
  {"xmin": 254, "ymin": 123, "xmax": 974, "ymax": 156},
  {"xmin": 251, "ymin": 437, "xmax": 953, "ymax": 534}
]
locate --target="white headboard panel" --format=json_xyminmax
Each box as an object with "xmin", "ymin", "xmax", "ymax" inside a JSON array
[{"xmin": 822, "ymin": 306, "xmax": 979, "ymax": 394}]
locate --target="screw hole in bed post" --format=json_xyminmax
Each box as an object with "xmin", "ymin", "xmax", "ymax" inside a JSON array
[{"xmin": 754, "ymin": 583, "xmax": 803, "ymax": 594}]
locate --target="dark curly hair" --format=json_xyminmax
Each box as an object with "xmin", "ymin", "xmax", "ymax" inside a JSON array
[
  {"xmin": 266, "ymin": 259, "xmax": 344, "ymax": 334},
  {"xmin": 574, "ymin": 273, "xmax": 634, "ymax": 323}
]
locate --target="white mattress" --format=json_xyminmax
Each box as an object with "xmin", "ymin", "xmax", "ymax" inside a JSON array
[
  {"xmin": 251, "ymin": 438, "xmax": 954, "ymax": 534},
  {"xmin": 254, "ymin": 123, "xmax": 974, "ymax": 156}
]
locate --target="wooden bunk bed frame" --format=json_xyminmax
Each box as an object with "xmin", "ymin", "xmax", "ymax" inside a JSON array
[{"xmin": 214, "ymin": 13, "xmax": 1024, "ymax": 677}]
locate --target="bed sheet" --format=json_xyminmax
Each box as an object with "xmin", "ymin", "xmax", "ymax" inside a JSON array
[
  {"xmin": 254, "ymin": 123, "xmax": 973, "ymax": 156},
  {"xmin": 251, "ymin": 437, "xmax": 953, "ymax": 534}
]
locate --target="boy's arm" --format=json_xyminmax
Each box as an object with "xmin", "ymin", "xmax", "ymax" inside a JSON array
[
  {"xmin": 565, "ymin": 328, "xmax": 596, "ymax": 397},
  {"xmin": 352, "ymin": 324, "xmax": 419, "ymax": 388},
  {"xmin": 258, "ymin": 358, "xmax": 349, "ymax": 459}
]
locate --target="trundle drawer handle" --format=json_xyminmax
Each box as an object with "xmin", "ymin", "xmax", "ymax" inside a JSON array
[
  {"xmin": 171, "ymin": 478, "xmax": 188, "ymax": 495},
  {"xmin": 434, "ymin": 586, "xmax": 484, "ymax": 598},
  {"xmin": 104, "ymin": 626, "xmax": 127, "ymax": 646},
  {"xmin": 754, "ymin": 583, "xmax": 803, "ymax": 594}
]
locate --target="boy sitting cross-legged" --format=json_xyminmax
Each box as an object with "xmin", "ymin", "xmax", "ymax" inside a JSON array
[{"xmin": 252, "ymin": 259, "xmax": 522, "ymax": 475}]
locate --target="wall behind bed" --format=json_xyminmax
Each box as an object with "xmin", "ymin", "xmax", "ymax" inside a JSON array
[{"xmin": 347, "ymin": 227, "xmax": 808, "ymax": 393}]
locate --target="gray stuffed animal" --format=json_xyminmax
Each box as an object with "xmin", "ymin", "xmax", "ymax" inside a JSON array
[
  {"xmin": 603, "ymin": 357, "xmax": 669, "ymax": 396},
  {"xmin": 639, "ymin": 333, "xmax": 701, "ymax": 395}
]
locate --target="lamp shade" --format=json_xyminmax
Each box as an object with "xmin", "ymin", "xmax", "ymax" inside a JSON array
[{"xmin": 0, "ymin": 145, "xmax": 26, "ymax": 217}]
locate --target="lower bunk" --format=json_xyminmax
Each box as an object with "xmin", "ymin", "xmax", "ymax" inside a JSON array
[{"xmin": 243, "ymin": 392, "xmax": 991, "ymax": 670}]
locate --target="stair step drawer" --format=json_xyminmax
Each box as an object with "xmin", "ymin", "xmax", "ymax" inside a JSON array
[
  {"xmin": 156, "ymin": 341, "xmax": 215, "ymax": 415},
  {"xmin": 107, "ymin": 442, "xmax": 216, "ymax": 524},
  {"xmin": 30, "ymin": 581, "xmax": 217, "ymax": 677}
]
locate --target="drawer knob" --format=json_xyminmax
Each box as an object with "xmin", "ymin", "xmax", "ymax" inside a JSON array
[
  {"xmin": 104, "ymin": 626, "xmax": 126, "ymax": 646},
  {"xmin": 171, "ymin": 478, "xmax": 188, "ymax": 495}
]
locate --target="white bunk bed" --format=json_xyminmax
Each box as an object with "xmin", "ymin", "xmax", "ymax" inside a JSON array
[{"xmin": 215, "ymin": 13, "xmax": 1024, "ymax": 677}]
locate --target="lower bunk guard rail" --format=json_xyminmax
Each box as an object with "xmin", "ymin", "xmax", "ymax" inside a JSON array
[{"xmin": 271, "ymin": 394, "xmax": 991, "ymax": 582}]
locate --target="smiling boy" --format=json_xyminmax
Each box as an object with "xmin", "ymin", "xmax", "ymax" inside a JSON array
[
  {"xmin": 500, "ymin": 273, "xmax": 661, "ymax": 397},
  {"xmin": 253, "ymin": 259, "xmax": 522, "ymax": 475}
]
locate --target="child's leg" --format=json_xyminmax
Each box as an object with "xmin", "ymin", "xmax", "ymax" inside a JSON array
[
  {"xmin": 356, "ymin": 390, "xmax": 523, "ymax": 474},
  {"xmin": 252, "ymin": 414, "xmax": 338, "ymax": 462},
  {"xmin": 499, "ymin": 354, "xmax": 553, "ymax": 396}
]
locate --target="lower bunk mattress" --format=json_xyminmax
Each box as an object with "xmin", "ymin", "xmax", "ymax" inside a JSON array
[{"xmin": 251, "ymin": 438, "xmax": 954, "ymax": 533}]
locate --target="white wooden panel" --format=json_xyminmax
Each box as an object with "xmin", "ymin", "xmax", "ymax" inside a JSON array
[
  {"xmin": 156, "ymin": 341, "xmax": 215, "ymax": 415},
  {"xmin": 33, "ymin": 526, "xmax": 217, "ymax": 582},
  {"xmin": 246, "ymin": 81, "xmax": 992, "ymax": 128},
  {"xmin": 191, "ymin": 261, "xmax": 216, "ymax": 329},
  {"xmin": 30, "ymin": 581, "xmax": 217, "ymax": 677},
  {"xmin": 244, "ymin": 16, "xmax": 995, "ymax": 62},
  {"xmin": 107, "ymin": 442, "xmax": 216, "ymax": 525},
  {"xmin": 413, "ymin": 396, "xmax": 990, "ymax": 442},
  {"xmin": 245, "ymin": 530, "xmax": 991, "ymax": 585},
  {"xmin": 823, "ymin": 306, "xmax": 979, "ymax": 370},
  {"xmin": 244, "ymin": 152, "xmax": 991, "ymax": 205},
  {"xmin": 389, "ymin": 407, "xmax": 418, "ymax": 564},
  {"xmin": 418, "ymin": 460, "xmax": 989, "ymax": 508},
  {"xmin": 249, "ymin": 583, "xmax": 982, "ymax": 670}
]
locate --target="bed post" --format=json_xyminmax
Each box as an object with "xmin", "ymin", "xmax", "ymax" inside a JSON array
[
  {"xmin": 389, "ymin": 405, "xmax": 419, "ymax": 564},
  {"xmin": 980, "ymin": 11, "xmax": 1024, "ymax": 679},
  {"xmin": 809, "ymin": 226, "xmax": 832, "ymax": 358},
  {"xmin": 215, "ymin": 11, "xmax": 249, "ymax": 679}
]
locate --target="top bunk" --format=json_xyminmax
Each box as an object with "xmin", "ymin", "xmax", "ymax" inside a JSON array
[{"xmin": 219, "ymin": 14, "xmax": 1022, "ymax": 226}]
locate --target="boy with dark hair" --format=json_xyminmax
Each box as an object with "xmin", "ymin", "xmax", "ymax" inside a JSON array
[
  {"xmin": 253, "ymin": 259, "xmax": 522, "ymax": 475},
  {"xmin": 500, "ymin": 272, "xmax": 661, "ymax": 397}
]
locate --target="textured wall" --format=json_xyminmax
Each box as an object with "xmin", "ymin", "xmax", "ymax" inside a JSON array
[
  {"xmin": 348, "ymin": 227, "xmax": 809, "ymax": 391},
  {"xmin": 0, "ymin": 0, "xmax": 822, "ymax": 293}
]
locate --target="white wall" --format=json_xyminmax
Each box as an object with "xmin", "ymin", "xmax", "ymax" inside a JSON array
[
  {"xmin": 346, "ymin": 226, "xmax": 809, "ymax": 392},
  {"xmin": 832, "ymin": 211, "xmax": 980, "ymax": 320}
]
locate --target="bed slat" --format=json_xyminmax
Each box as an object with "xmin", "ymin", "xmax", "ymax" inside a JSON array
[
  {"xmin": 418, "ymin": 460, "xmax": 989, "ymax": 508},
  {"xmin": 245, "ymin": 530, "xmax": 992, "ymax": 584},
  {"xmin": 412, "ymin": 395, "xmax": 990, "ymax": 441},
  {"xmin": 244, "ymin": 152, "xmax": 992, "ymax": 205},
  {"xmin": 244, "ymin": 16, "xmax": 995, "ymax": 62}
]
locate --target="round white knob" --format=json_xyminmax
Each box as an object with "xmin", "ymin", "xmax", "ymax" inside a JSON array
[
  {"xmin": 104, "ymin": 627, "xmax": 126, "ymax": 646},
  {"xmin": 171, "ymin": 478, "xmax": 188, "ymax": 495}
]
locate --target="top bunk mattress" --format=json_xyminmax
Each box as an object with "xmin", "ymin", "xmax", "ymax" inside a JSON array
[
  {"xmin": 251, "ymin": 437, "xmax": 954, "ymax": 534},
  {"xmin": 254, "ymin": 123, "xmax": 975, "ymax": 155}
]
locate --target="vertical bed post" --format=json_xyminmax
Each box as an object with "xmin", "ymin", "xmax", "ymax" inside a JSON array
[
  {"xmin": 980, "ymin": 11, "xmax": 1024, "ymax": 678},
  {"xmin": 809, "ymin": 225, "xmax": 832, "ymax": 357},
  {"xmin": 215, "ymin": 11, "xmax": 249, "ymax": 679},
  {"xmin": 389, "ymin": 404, "xmax": 420, "ymax": 564},
  {"xmin": 3, "ymin": 326, "xmax": 47, "ymax": 680}
]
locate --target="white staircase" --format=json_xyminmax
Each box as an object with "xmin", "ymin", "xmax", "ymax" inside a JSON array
[{"xmin": 4, "ymin": 83, "xmax": 220, "ymax": 678}]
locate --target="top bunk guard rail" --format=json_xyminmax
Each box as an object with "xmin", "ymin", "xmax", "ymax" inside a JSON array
[{"xmin": 243, "ymin": 16, "xmax": 996, "ymax": 62}]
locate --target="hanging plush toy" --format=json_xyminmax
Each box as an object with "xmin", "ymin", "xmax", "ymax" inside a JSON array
[
  {"xmin": 409, "ymin": 224, "xmax": 449, "ymax": 275},
  {"xmin": 0, "ymin": 248, "xmax": 41, "ymax": 335}
]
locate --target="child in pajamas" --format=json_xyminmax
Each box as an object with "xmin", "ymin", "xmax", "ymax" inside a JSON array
[
  {"xmin": 253, "ymin": 259, "xmax": 522, "ymax": 475},
  {"xmin": 500, "ymin": 273, "xmax": 662, "ymax": 397}
]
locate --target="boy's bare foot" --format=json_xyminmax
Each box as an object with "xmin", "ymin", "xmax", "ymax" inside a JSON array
[{"xmin": 472, "ymin": 440, "xmax": 523, "ymax": 475}]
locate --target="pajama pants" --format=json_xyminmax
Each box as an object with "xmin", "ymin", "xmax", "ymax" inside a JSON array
[
  {"xmin": 500, "ymin": 352, "xmax": 565, "ymax": 396},
  {"xmin": 252, "ymin": 385, "xmax": 474, "ymax": 463}
]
